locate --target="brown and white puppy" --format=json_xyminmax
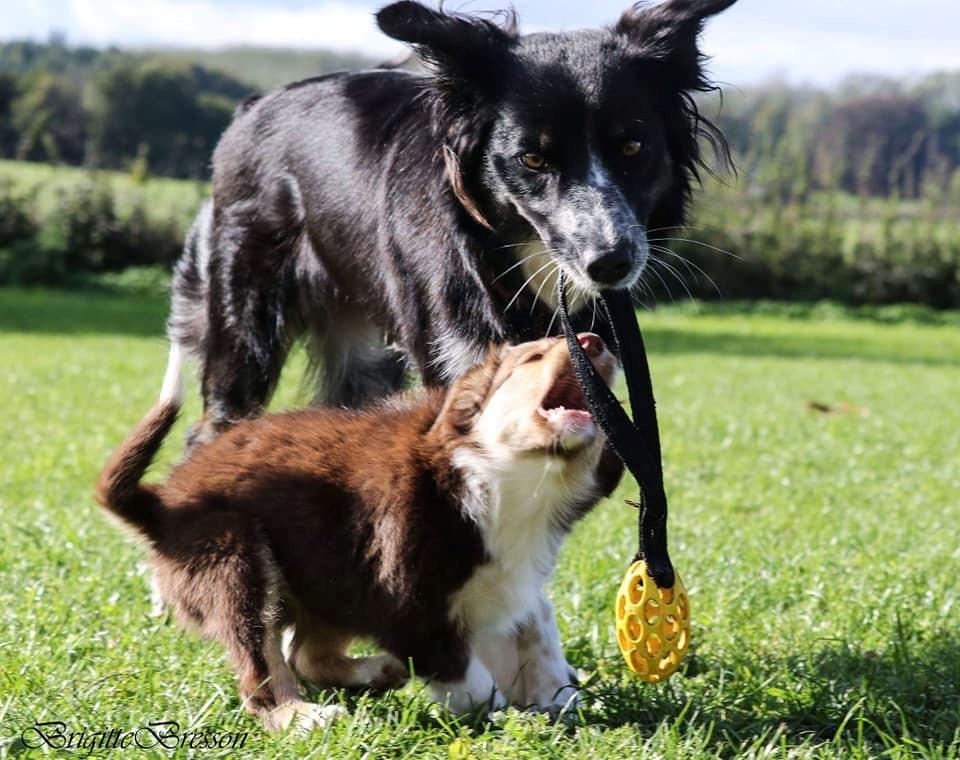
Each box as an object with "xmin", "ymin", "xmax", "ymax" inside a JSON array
[{"xmin": 95, "ymin": 334, "xmax": 618, "ymax": 731}]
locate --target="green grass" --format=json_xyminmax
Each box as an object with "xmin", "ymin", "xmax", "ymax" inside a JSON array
[{"xmin": 1, "ymin": 288, "xmax": 958, "ymax": 758}]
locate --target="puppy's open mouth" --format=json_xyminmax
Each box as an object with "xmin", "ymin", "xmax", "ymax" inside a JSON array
[{"xmin": 537, "ymin": 370, "xmax": 593, "ymax": 431}]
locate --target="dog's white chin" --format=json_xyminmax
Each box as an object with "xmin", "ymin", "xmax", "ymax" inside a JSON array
[{"xmin": 538, "ymin": 407, "xmax": 597, "ymax": 450}]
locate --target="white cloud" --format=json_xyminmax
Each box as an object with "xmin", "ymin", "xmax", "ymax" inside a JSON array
[
  {"xmin": 64, "ymin": 0, "xmax": 405, "ymax": 57},
  {"xmin": 2, "ymin": 0, "xmax": 959, "ymax": 86},
  {"xmin": 703, "ymin": 12, "xmax": 960, "ymax": 87}
]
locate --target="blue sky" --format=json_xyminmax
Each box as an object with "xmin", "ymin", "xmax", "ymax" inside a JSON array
[{"xmin": 4, "ymin": 0, "xmax": 960, "ymax": 86}]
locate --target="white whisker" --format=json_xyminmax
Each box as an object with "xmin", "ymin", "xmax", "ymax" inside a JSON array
[
  {"xmin": 491, "ymin": 249, "xmax": 553, "ymax": 284},
  {"xmin": 651, "ymin": 245, "xmax": 723, "ymax": 297},
  {"xmin": 503, "ymin": 259, "xmax": 556, "ymax": 314},
  {"xmin": 647, "ymin": 237, "xmax": 742, "ymax": 261},
  {"xmin": 645, "ymin": 259, "xmax": 677, "ymax": 303},
  {"xmin": 650, "ymin": 255, "xmax": 694, "ymax": 302},
  {"xmin": 632, "ymin": 280, "xmax": 656, "ymax": 311},
  {"xmin": 530, "ymin": 263, "xmax": 560, "ymax": 315}
]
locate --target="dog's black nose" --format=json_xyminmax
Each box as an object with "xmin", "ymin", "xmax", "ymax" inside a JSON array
[{"xmin": 585, "ymin": 242, "xmax": 634, "ymax": 286}]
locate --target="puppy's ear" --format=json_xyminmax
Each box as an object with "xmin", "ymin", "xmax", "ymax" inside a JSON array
[
  {"xmin": 376, "ymin": 1, "xmax": 517, "ymax": 91},
  {"xmin": 433, "ymin": 343, "xmax": 504, "ymax": 437},
  {"xmin": 615, "ymin": 0, "xmax": 737, "ymax": 90}
]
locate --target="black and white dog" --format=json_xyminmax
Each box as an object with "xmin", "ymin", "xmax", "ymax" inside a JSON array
[
  {"xmin": 161, "ymin": 0, "xmax": 735, "ymax": 714},
  {"xmin": 169, "ymin": 0, "xmax": 734, "ymax": 440}
]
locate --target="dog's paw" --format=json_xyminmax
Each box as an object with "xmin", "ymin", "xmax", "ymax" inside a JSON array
[
  {"xmin": 363, "ymin": 654, "xmax": 409, "ymax": 691},
  {"xmin": 264, "ymin": 700, "xmax": 347, "ymax": 733},
  {"xmin": 292, "ymin": 703, "xmax": 348, "ymax": 733},
  {"xmin": 523, "ymin": 685, "xmax": 581, "ymax": 722}
]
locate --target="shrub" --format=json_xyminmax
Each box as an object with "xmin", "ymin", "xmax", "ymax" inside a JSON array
[
  {"xmin": 0, "ymin": 176, "xmax": 183, "ymax": 286},
  {"xmin": 0, "ymin": 178, "xmax": 37, "ymax": 245},
  {"xmin": 648, "ymin": 184, "xmax": 960, "ymax": 309}
]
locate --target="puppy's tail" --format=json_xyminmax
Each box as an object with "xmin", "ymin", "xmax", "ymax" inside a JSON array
[{"xmin": 95, "ymin": 344, "xmax": 184, "ymax": 541}]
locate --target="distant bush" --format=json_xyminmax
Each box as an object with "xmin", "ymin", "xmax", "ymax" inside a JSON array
[
  {"xmin": 83, "ymin": 264, "xmax": 172, "ymax": 296},
  {"xmin": 0, "ymin": 176, "xmax": 181, "ymax": 286},
  {"xmin": 647, "ymin": 187, "xmax": 960, "ymax": 309},
  {"xmin": 0, "ymin": 179, "xmax": 44, "ymax": 283},
  {"xmin": 0, "ymin": 177, "xmax": 36, "ymax": 244}
]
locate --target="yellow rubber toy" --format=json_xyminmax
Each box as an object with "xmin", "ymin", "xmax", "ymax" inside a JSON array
[{"xmin": 615, "ymin": 560, "xmax": 690, "ymax": 682}]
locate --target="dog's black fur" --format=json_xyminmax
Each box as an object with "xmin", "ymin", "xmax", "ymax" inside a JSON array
[{"xmin": 168, "ymin": 0, "xmax": 736, "ymax": 444}]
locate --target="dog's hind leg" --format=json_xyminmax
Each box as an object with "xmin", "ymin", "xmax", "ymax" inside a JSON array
[
  {"xmin": 182, "ymin": 180, "xmax": 309, "ymax": 448},
  {"xmin": 228, "ymin": 623, "xmax": 346, "ymax": 732},
  {"xmin": 213, "ymin": 548, "xmax": 346, "ymax": 732},
  {"xmin": 255, "ymin": 626, "xmax": 347, "ymax": 732},
  {"xmin": 287, "ymin": 615, "xmax": 408, "ymax": 691},
  {"xmin": 306, "ymin": 312, "xmax": 408, "ymax": 408}
]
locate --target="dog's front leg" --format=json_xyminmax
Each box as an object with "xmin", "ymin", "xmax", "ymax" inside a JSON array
[
  {"xmin": 429, "ymin": 655, "xmax": 506, "ymax": 714},
  {"xmin": 475, "ymin": 594, "xmax": 580, "ymax": 717}
]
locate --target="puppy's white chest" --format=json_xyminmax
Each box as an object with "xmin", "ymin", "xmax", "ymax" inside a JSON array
[
  {"xmin": 449, "ymin": 457, "xmax": 571, "ymax": 635},
  {"xmin": 448, "ymin": 445, "xmax": 599, "ymax": 636},
  {"xmin": 453, "ymin": 555, "xmax": 548, "ymax": 635}
]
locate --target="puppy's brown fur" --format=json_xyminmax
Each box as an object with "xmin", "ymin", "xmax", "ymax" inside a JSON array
[{"xmin": 96, "ymin": 335, "xmax": 619, "ymax": 730}]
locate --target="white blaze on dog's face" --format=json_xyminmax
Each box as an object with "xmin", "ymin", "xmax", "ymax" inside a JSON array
[{"xmin": 473, "ymin": 333, "xmax": 618, "ymax": 457}]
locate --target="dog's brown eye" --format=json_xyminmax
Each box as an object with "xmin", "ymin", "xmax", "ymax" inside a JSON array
[
  {"xmin": 520, "ymin": 153, "xmax": 547, "ymax": 171},
  {"xmin": 622, "ymin": 140, "xmax": 644, "ymax": 157},
  {"xmin": 524, "ymin": 352, "xmax": 544, "ymax": 364}
]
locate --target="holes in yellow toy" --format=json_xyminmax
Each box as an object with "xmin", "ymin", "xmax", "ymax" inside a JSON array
[
  {"xmin": 629, "ymin": 651, "xmax": 649, "ymax": 675},
  {"xmin": 662, "ymin": 614, "xmax": 679, "ymax": 640},
  {"xmin": 644, "ymin": 633, "xmax": 662, "ymax": 658},
  {"xmin": 644, "ymin": 599, "xmax": 660, "ymax": 625},
  {"xmin": 659, "ymin": 652, "xmax": 678, "ymax": 673},
  {"xmin": 615, "ymin": 560, "xmax": 690, "ymax": 683}
]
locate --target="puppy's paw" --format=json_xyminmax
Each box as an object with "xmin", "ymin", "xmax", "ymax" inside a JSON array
[
  {"xmin": 294, "ymin": 703, "xmax": 348, "ymax": 732},
  {"xmin": 264, "ymin": 700, "xmax": 347, "ymax": 733},
  {"xmin": 363, "ymin": 654, "xmax": 409, "ymax": 691},
  {"xmin": 524, "ymin": 684, "xmax": 581, "ymax": 722}
]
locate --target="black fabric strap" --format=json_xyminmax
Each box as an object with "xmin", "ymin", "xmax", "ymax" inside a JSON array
[{"xmin": 557, "ymin": 273, "xmax": 675, "ymax": 589}]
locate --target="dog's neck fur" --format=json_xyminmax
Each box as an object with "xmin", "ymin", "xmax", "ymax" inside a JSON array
[{"xmin": 448, "ymin": 437, "xmax": 604, "ymax": 636}]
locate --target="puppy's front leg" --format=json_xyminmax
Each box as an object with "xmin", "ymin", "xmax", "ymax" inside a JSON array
[
  {"xmin": 477, "ymin": 594, "xmax": 579, "ymax": 716},
  {"xmin": 429, "ymin": 655, "xmax": 506, "ymax": 714}
]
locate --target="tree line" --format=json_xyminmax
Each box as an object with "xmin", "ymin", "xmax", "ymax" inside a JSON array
[
  {"xmin": 708, "ymin": 72, "xmax": 960, "ymax": 201},
  {"xmin": 1, "ymin": 40, "xmax": 958, "ymax": 306},
  {"xmin": 2, "ymin": 39, "xmax": 959, "ymax": 198},
  {"xmin": 0, "ymin": 39, "xmax": 371, "ymax": 179}
]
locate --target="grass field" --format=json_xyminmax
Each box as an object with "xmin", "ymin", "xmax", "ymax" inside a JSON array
[{"xmin": 1, "ymin": 288, "xmax": 958, "ymax": 758}]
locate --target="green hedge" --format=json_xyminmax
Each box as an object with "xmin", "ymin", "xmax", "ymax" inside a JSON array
[
  {"xmin": 649, "ymin": 186, "xmax": 960, "ymax": 309},
  {"xmin": 0, "ymin": 175, "xmax": 182, "ymax": 286},
  {"xmin": 1, "ymin": 170, "xmax": 958, "ymax": 309}
]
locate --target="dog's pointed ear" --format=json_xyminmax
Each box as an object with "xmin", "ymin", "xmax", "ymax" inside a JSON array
[
  {"xmin": 615, "ymin": 0, "xmax": 737, "ymax": 89},
  {"xmin": 377, "ymin": 2, "xmax": 516, "ymax": 230},
  {"xmin": 376, "ymin": 1, "xmax": 518, "ymax": 90}
]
